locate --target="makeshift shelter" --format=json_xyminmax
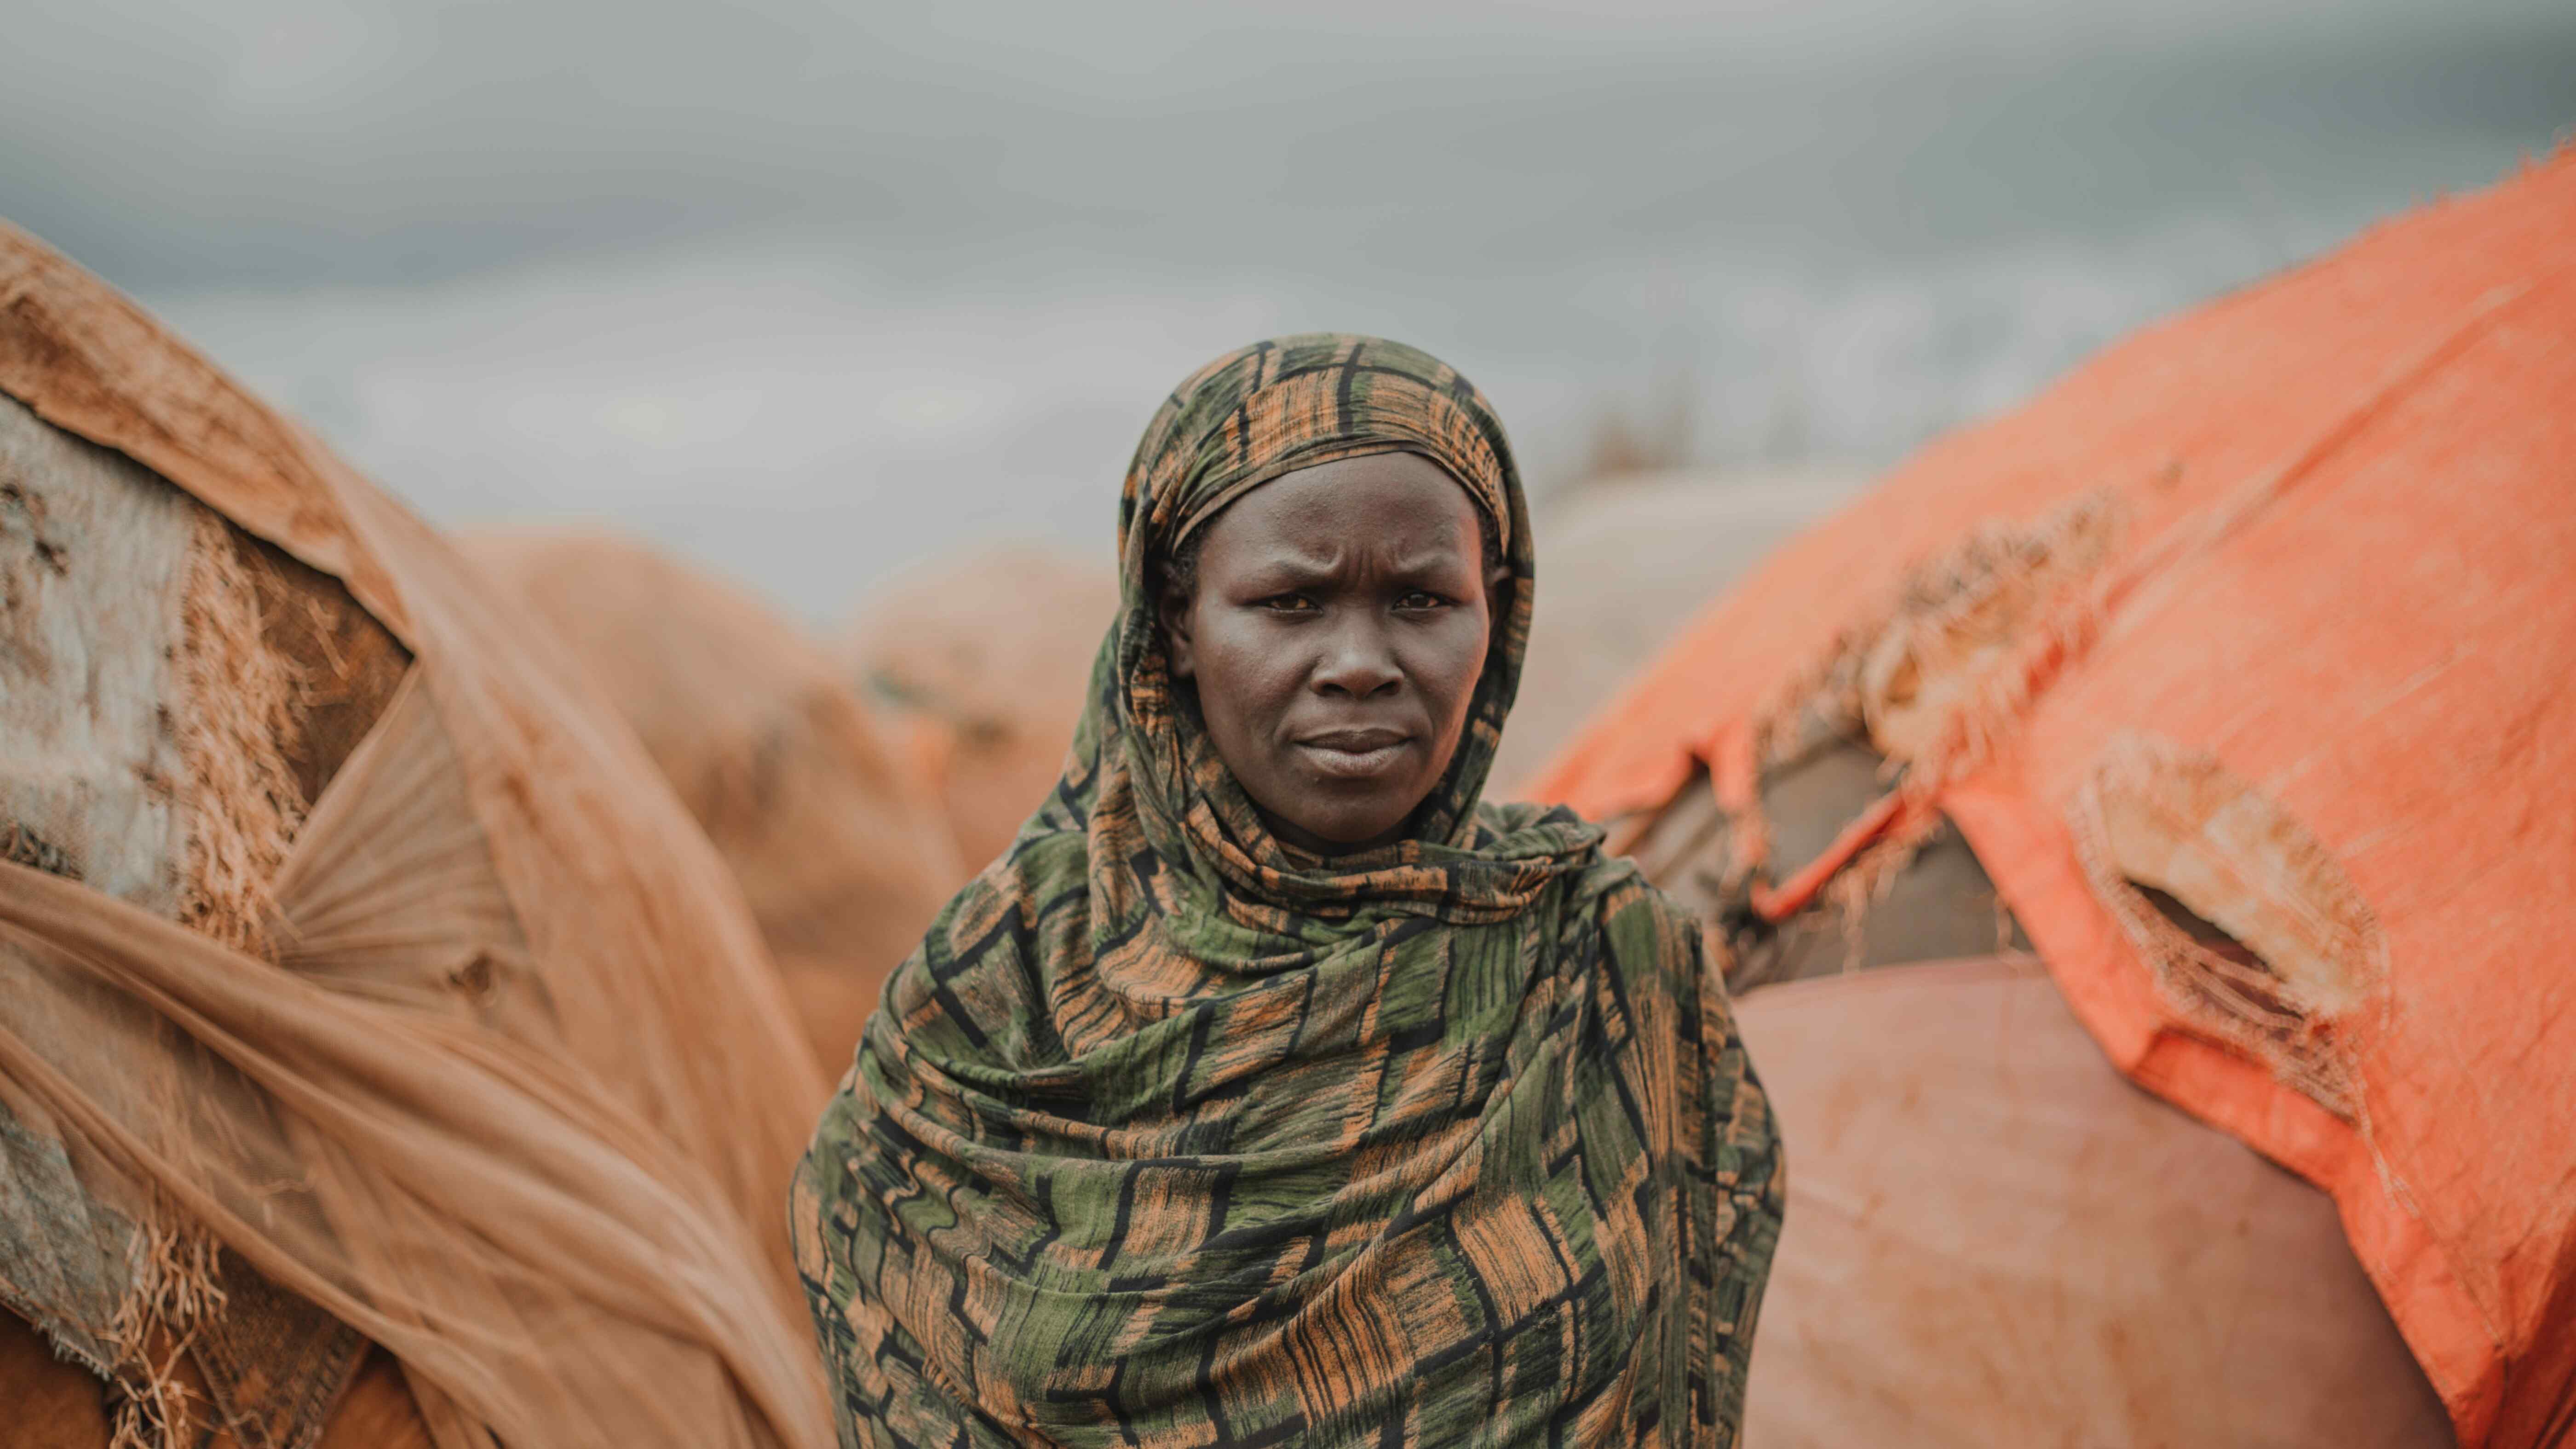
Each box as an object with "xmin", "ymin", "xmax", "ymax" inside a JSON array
[
  {"xmin": 465, "ymin": 530, "xmax": 965, "ymax": 1076},
  {"xmin": 842, "ymin": 546, "xmax": 1116, "ymax": 870},
  {"xmin": 0, "ymin": 223, "xmax": 832, "ymax": 1448},
  {"xmin": 1526, "ymin": 150, "xmax": 2576, "ymax": 1447}
]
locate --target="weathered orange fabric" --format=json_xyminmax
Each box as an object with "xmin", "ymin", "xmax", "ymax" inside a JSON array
[
  {"xmin": 0, "ymin": 223, "xmax": 833, "ymax": 1448},
  {"xmin": 1524, "ymin": 150, "xmax": 2576, "ymax": 1447},
  {"xmin": 465, "ymin": 529, "xmax": 966, "ymax": 1076}
]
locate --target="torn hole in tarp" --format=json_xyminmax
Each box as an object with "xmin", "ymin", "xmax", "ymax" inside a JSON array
[
  {"xmin": 1758, "ymin": 487, "xmax": 2126, "ymax": 800},
  {"xmin": 2071, "ymin": 732, "xmax": 2383, "ymax": 1120},
  {"xmin": 1627, "ymin": 735, "xmax": 2031, "ymax": 995},
  {"xmin": 1622, "ymin": 493, "xmax": 2132, "ymax": 994}
]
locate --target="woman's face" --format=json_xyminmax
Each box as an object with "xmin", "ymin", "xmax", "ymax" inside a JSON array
[{"xmin": 1161, "ymin": 451, "xmax": 1508, "ymax": 854}]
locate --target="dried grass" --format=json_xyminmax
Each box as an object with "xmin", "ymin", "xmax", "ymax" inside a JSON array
[{"xmin": 172, "ymin": 513, "xmax": 305, "ymax": 960}]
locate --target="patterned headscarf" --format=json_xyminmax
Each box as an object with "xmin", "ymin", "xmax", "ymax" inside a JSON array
[{"xmin": 792, "ymin": 335, "xmax": 1782, "ymax": 1447}]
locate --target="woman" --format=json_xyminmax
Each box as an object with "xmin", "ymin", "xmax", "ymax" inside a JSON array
[{"xmin": 791, "ymin": 335, "xmax": 1782, "ymax": 1447}]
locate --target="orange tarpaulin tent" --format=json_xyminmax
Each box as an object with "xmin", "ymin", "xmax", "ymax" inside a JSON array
[{"xmin": 1525, "ymin": 150, "xmax": 2576, "ymax": 1447}]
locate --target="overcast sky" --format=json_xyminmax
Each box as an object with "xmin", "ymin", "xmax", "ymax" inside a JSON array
[{"xmin": 5, "ymin": 0, "xmax": 2569, "ymax": 617}]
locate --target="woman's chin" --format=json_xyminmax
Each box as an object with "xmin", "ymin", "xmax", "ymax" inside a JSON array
[{"xmin": 1271, "ymin": 795, "xmax": 1422, "ymax": 856}]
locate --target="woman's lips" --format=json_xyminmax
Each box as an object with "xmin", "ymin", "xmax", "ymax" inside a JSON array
[{"xmin": 1294, "ymin": 729, "xmax": 1413, "ymax": 780}]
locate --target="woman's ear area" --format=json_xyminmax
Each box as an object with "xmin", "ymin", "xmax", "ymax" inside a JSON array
[{"xmin": 1159, "ymin": 577, "xmax": 1198, "ymax": 680}]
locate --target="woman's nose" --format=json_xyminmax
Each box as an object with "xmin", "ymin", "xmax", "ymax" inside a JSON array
[{"xmin": 1311, "ymin": 620, "xmax": 1401, "ymax": 699}]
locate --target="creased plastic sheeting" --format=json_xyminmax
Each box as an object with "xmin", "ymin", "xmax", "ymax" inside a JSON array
[
  {"xmin": 0, "ymin": 221, "xmax": 833, "ymax": 1449},
  {"xmin": 1524, "ymin": 149, "xmax": 2576, "ymax": 1445},
  {"xmin": 464, "ymin": 530, "xmax": 966, "ymax": 1078},
  {"xmin": 1735, "ymin": 958, "xmax": 2449, "ymax": 1448}
]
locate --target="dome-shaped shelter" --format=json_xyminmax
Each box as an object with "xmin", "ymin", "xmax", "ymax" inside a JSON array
[
  {"xmin": 0, "ymin": 224, "xmax": 832, "ymax": 1448},
  {"xmin": 1526, "ymin": 150, "xmax": 2576, "ymax": 1447},
  {"xmin": 841, "ymin": 546, "xmax": 1117, "ymax": 871},
  {"xmin": 465, "ymin": 530, "xmax": 965, "ymax": 1077}
]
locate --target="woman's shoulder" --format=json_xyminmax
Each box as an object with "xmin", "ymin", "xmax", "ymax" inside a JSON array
[
  {"xmin": 911, "ymin": 821, "xmax": 1090, "ymax": 968},
  {"xmin": 1586, "ymin": 856, "xmax": 1703, "ymax": 953},
  {"xmin": 866, "ymin": 823, "xmax": 1092, "ymax": 1075},
  {"xmin": 1474, "ymin": 797, "xmax": 1697, "ymax": 929}
]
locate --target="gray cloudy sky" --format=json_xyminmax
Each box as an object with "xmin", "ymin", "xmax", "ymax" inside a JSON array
[{"xmin": 4, "ymin": 0, "xmax": 2570, "ymax": 617}]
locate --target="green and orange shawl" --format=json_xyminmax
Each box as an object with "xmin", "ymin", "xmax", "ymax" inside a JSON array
[{"xmin": 791, "ymin": 335, "xmax": 1782, "ymax": 1447}]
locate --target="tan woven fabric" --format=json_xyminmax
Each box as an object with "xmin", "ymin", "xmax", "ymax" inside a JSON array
[{"xmin": 0, "ymin": 221, "xmax": 833, "ymax": 1449}]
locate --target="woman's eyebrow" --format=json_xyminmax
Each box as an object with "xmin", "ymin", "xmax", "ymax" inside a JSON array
[
  {"xmin": 1244, "ymin": 552, "xmax": 1336, "ymax": 580},
  {"xmin": 1388, "ymin": 548, "xmax": 1469, "ymax": 575},
  {"xmin": 1243, "ymin": 548, "xmax": 1466, "ymax": 586}
]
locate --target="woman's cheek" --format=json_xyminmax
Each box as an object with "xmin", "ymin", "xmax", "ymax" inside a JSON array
[
  {"xmin": 1219, "ymin": 622, "xmax": 1308, "ymax": 708},
  {"xmin": 1418, "ymin": 619, "xmax": 1487, "ymax": 711}
]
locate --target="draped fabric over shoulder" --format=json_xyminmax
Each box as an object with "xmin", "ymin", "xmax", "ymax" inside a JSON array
[{"xmin": 791, "ymin": 335, "xmax": 1784, "ymax": 1448}]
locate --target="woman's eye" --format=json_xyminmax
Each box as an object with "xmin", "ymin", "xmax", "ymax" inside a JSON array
[
  {"xmin": 1259, "ymin": 594, "xmax": 1316, "ymax": 613},
  {"xmin": 1397, "ymin": 591, "xmax": 1447, "ymax": 611}
]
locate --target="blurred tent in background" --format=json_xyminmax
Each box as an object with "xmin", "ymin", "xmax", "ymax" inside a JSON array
[
  {"xmin": 842, "ymin": 546, "xmax": 1118, "ymax": 872},
  {"xmin": 1498, "ymin": 469, "xmax": 1868, "ymax": 789},
  {"xmin": 465, "ymin": 530, "xmax": 966, "ymax": 1076},
  {"xmin": 1526, "ymin": 149, "xmax": 2576, "ymax": 1447},
  {"xmin": 0, "ymin": 225, "xmax": 830, "ymax": 1449}
]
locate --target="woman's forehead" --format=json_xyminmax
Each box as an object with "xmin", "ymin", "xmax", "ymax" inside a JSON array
[{"xmin": 1196, "ymin": 454, "xmax": 1482, "ymax": 561}]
